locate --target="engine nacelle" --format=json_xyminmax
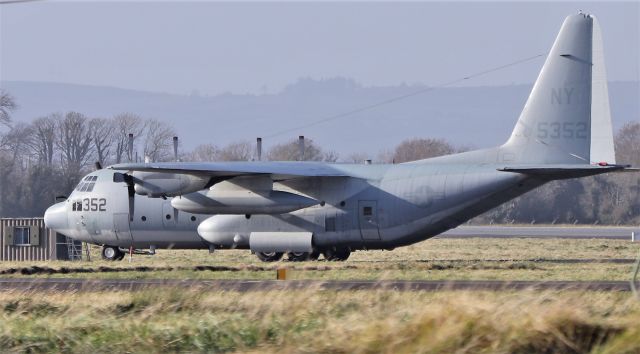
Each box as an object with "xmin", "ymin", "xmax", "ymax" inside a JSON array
[
  {"xmin": 171, "ymin": 189, "xmax": 318, "ymax": 214},
  {"xmin": 133, "ymin": 172, "xmax": 210, "ymax": 197}
]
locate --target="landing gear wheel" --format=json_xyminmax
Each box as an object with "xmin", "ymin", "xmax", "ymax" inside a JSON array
[
  {"xmin": 287, "ymin": 252, "xmax": 311, "ymax": 262},
  {"xmin": 102, "ymin": 246, "xmax": 124, "ymax": 261},
  {"xmin": 255, "ymin": 251, "xmax": 284, "ymax": 262},
  {"xmin": 322, "ymin": 247, "xmax": 351, "ymax": 261},
  {"xmin": 309, "ymin": 249, "xmax": 321, "ymax": 261}
]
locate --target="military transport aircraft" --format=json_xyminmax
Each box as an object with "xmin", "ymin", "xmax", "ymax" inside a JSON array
[{"xmin": 45, "ymin": 13, "xmax": 634, "ymax": 262}]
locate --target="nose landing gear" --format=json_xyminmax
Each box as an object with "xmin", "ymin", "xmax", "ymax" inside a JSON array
[{"xmin": 102, "ymin": 245, "xmax": 125, "ymax": 261}]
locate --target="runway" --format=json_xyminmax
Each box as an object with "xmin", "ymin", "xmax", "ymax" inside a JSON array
[
  {"xmin": 0, "ymin": 278, "xmax": 634, "ymax": 292},
  {"xmin": 440, "ymin": 225, "xmax": 638, "ymax": 239}
]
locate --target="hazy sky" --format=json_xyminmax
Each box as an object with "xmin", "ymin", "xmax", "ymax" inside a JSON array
[{"xmin": 1, "ymin": 1, "xmax": 638, "ymax": 95}]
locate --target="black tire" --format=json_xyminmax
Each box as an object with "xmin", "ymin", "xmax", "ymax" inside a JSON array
[
  {"xmin": 102, "ymin": 246, "xmax": 124, "ymax": 261},
  {"xmin": 309, "ymin": 249, "xmax": 321, "ymax": 261},
  {"xmin": 255, "ymin": 251, "xmax": 284, "ymax": 262},
  {"xmin": 287, "ymin": 252, "xmax": 311, "ymax": 262},
  {"xmin": 322, "ymin": 247, "xmax": 351, "ymax": 261},
  {"xmin": 115, "ymin": 251, "xmax": 126, "ymax": 261}
]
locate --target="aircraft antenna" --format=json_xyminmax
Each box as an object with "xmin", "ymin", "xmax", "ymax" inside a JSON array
[{"xmin": 263, "ymin": 53, "xmax": 546, "ymax": 139}]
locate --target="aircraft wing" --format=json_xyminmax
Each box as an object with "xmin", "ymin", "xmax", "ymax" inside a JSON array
[
  {"xmin": 109, "ymin": 161, "xmax": 349, "ymax": 180},
  {"xmin": 498, "ymin": 164, "xmax": 636, "ymax": 179}
]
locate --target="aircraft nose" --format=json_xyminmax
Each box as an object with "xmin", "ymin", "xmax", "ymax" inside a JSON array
[{"xmin": 44, "ymin": 202, "xmax": 68, "ymax": 231}]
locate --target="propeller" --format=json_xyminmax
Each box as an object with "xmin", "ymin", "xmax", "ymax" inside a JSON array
[
  {"xmin": 110, "ymin": 133, "xmax": 138, "ymax": 220},
  {"xmin": 95, "ymin": 161, "xmax": 103, "ymax": 170},
  {"xmin": 112, "ymin": 172, "xmax": 136, "ymax": 221}
]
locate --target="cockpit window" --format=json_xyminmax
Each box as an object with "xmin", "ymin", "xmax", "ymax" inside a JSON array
[{"xmin": 75, "ymin": 176, "xmax": 97, "ymax": 192}]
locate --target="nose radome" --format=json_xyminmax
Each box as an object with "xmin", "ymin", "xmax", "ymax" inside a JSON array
[{"xmin": 44, "ymin": 202, "xmax": 68, "ymax": 231}]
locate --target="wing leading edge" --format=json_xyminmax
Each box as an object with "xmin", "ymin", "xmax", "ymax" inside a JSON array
[{"xmin": 109, "ymin": 161, "xmax": 350, "ymax": 180}]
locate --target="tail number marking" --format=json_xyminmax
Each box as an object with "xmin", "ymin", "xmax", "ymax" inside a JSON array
[{"xmin": 537, "ymin": 122, "xmax": 588, "ymax": 140}]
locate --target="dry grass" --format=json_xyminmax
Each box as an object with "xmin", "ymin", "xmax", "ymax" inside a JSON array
[
  {"xmin": 0, "ymin": 288, "xmax": 638, "ymax": 353},
  {"xmin": 1, "ymin": 238, "xmax": 639, "ymax": 353},
  {"xmin": 0, "ymin": 238, "xmax": 638, "ymax": 281}
]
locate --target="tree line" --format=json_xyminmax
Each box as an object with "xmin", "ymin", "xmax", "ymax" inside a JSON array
[{"xmin": 0, "ymin": 89, "xmax": 638, "ymax": 224}]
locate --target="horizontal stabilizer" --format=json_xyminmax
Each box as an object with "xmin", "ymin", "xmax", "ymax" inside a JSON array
[{"xmin": 498, "ymin": 164, "xmax": 635, "ymax": 179}]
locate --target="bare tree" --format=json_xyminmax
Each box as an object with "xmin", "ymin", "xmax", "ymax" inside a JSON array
[
  {"xmin": 0, "ymin": 123, "xmax": 31, "ymax": 216},
  {"xmin": 26, "ymin": 114, "xmax": 58, "ymax": 166},
  {"xmin": 392, "ymin": 138, "xmax": 455, "ymax": 163},
  {"xmin": 218, "ymin": 141, "xmax": 253, "ymax": 161},
  {"xmin": 0, "ymin": 90, "xmax": 17, "ymax": 128},
  {"xmin": 113, "ymin": 113, "xmax": 145, "ymax": 163},
  {"xmin": 56, "ymin": 112, "xmax": 94, "ymax": 174},
  {"xmin": 142, "ymin": 119, "xmax": 176, "ymax": 162},
  {"xmin": 344, "ymin": 152, "xmax": 370, "ymax": 163},
  {"xmin": 266, "ymin": 138, "xmax": 336, "ymax": 161},
  {"xmin": 376, "ymin": 149, "xmax": 395, "ymax": 164},
  {"xmin": 614, "ymin": 122, "xmax": 640, "ymax": 166},
  {"xmin": 188, "ymin": 143, "xmax": 220, "ymax": 162},
  {"xmin": 89, "ymin": 117, "xmax": 115, "ymax": 166}
]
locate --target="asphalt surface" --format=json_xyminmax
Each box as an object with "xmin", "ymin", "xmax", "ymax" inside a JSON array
[
  {"xmin": 440, "ymin": 225, "xmax": 639, "ymax": 239},
  {"xmin": 0, "ymin": 278, "xmax": 634, "ymax": 292}
]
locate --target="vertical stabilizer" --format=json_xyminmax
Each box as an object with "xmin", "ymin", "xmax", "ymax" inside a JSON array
[
  {"xmin": 589, "ymin": 16, "xmax": 616, "ymax": 164},
  {"xmin": 503, "ymin": 14, "xmax": 594, "ymax": 164}
]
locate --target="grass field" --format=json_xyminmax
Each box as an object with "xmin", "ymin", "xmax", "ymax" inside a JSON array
[
  {"xmin": 1, "ymin": 237, "xmax": 640, "ymax": 353},
  {"xmin": 0, "ymin": 288, "xmax": 638, "ymax": 353},
  {"xmin": 1, "ymin": 238, "xmax": 638, "ymax": 281}
]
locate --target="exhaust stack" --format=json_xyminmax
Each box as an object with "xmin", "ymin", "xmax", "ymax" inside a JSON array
[
  {"xmin": 256, "ymin": 137, "xmax": 262, "ymax": 161},
  {"xmin": 298, "ymin": 135, "xmax": 305, "ymax": 161},
  {"xmin": 173, "ymin": 136, "xmax": 179, "ymax": 162}
]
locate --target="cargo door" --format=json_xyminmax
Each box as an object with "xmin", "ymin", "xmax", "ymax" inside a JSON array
[
  {"xmin": 358, "ymin": 200, "xmax": 381, "ymax": 240},
  {"xmin": 113, "ymin": 213, "xmax": 133, "ymax": 242}
]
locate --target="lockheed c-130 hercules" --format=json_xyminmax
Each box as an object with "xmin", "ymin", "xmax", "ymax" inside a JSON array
[{"xmin": 45, "ymin": 13, "xmax": 635, "ymax": 262}]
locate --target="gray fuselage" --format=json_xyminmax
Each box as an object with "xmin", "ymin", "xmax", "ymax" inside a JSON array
[{"xmin": 47, "ymin": 152, "xmax": 540, "ymax": 252}]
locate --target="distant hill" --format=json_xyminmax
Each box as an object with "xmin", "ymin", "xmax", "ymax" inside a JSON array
[{"xmin": 2, "ymin": 79, "xmax": 638, "ymax": 157}]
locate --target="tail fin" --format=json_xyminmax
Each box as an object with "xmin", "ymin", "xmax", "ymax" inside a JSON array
[{"xmin": 502, "ymin": 13, "xmax": 616, "ymax": 165}]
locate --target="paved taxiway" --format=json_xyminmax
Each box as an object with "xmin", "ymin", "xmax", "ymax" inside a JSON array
[
  {"xmin": 0, "ymin": 278, "xmax": 634, "ymax": 292},
  {"xmin": 441, "ymin": 225, "xmax": 638, "ymax": 239}
]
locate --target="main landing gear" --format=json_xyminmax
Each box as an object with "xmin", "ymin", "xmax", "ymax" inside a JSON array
[
  {"xmin": 322, "ymin": 247, "xmax": 351, "ymax": 261},
  {"xmin": 255, "ymin": 251, "xmax": 284, "ymax": 262},
  {"xmin": 101, "ymin": 245, "xmax": 125, "ymax": 261},
  {"xmin": 254, "ymin": 247, "xmax": 350, "ymax": 262}
]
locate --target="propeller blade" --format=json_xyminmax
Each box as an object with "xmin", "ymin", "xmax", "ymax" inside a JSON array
[
  {"xmin": 95, "ymin": 161, "xmax": 103, "ymax": 170},
  {"xmin": 125, "ymin": 174, "xmax": 136, "ymax": 221}
]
